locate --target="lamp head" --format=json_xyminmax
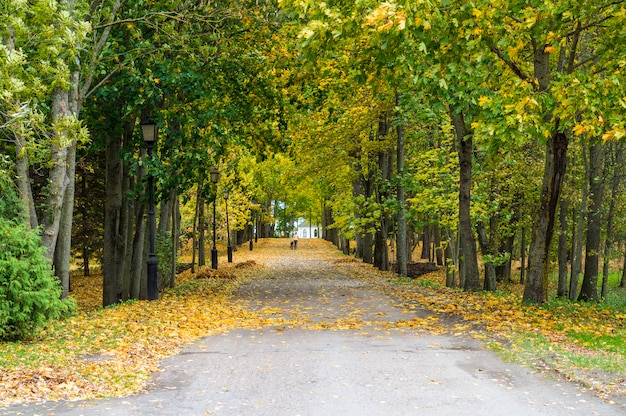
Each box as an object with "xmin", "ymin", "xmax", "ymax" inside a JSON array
[
  {"xmin": 140, "ymin": 117, "xmax": 157, "ymax": 144},
  {"xmin": 210, "ymin": 167, "xmax": 220, "ymax": 184}
]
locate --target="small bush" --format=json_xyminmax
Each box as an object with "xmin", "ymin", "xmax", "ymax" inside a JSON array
[{"xmin": 0, "ymin": 218, "xmax": 75, "ymax": 341}]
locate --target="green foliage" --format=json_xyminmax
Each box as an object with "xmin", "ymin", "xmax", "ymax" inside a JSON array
[
  {"xmin": 0, "ymin": 160, "xmax": 22, "ymax": 222},
  {"xmin": 0, "ymin": 170, "xmax": 74, "ymax": 340},
  {"xmin": 0, "ymin": 217, "xmax": 75, "ymax": 341}
]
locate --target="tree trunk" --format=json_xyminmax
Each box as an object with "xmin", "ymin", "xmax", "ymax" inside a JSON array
[
  {"xmin": 496, "ymin": 234, "xmax": 514, "ymax": 283},
  {"xmin": 15, "ymin": 134, "xmax": 38, "ymax": 229},
  {"xmin": 103, "ymin": 131, "xmax": 125, "ymax": 306},
  {"xmin": 395, "ymin": 92, "xmax": 408, "ymax": 276},
  {"xmin": 451, "ymin": 109, "xmax": 480, "ymax": 291},
  {"xmin": 477, "ymin": 221, "xmax": 496, "ymax": 291},
  {"xmin": 121, "ymin": 164, "xmax": 134, "ymax": 301},
  {"xmin": 524, "ymin": 131, "xmax": 568, "ymax": 303},
  {"xmin": 374, "ymin": 228, "xmax": 389, "ymax": 271},
  {"xmin": 374, "ymin": 141, "xmax": 392, "ymax": 272},
  {"xmin": 80, "ymin": 169, "xmax": 90, "ymax": 276},
  {"xmin": 353, "ymin": 176, "xmax": 365, "ymax": 259},
  {"xmin": 102, "ymin": 118, "xmax": 134, "ymax": 307},
  {"xmin": 53, "ymin": 70, "xmax": 80, "ymax": 298},
  {"xmin": 198, "ymin": 193, "xmax": 206, "ymax": 267},
  {"xmin": 519, "ymin": 227, "xmax": 526, "ymax": 285},
  {"xmin": 54, "ymin": 141, "xmax": 76, "ymax": 299},
  {"xmin": 557, "ymin": 198, "xmax": 569, "ymax": 298},
  {"xmin": 171, "ymin": 192, "xmax": 180, "ymax": 288},
  {"xmin": 602, "ymin": 144, "xmax": 622, "ymax": 298},
  {"xmin": 621, "ymin": 247, "xmax": 626, "ymax": 288},
  {"xmin": 578, "ymin": 140, "xmax": 604, "ymax": 302},
  {"xmin": 407, "ymin": 227, "xmax": 415, "ymax": 263},
  {"xmin": 570, "ymin": 146, "xmax": 588, "ymax": 300},
  {"xmin": 41, "ymin": 87, "xmax": 71, "ymax": 260},
  {"xmin": 433, "ymin": 222, "xmax": 444, "ymax": 266},
  {"xmin": 444, "ymin": 235, "xmax": 457, "ymax": 288},
  {"xmin": 323, "ymin": 205, "xmax": 338, "ymax": 245}
]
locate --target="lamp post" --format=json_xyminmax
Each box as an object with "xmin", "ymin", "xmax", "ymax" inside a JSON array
[
  {"xmin": 255, "ymin": 203, "xmax": 259, "ymax": 243},
  {"xmin": 223, "ymin": 189, "xmax": 232, "ymax": 263},
  {"xmin": 141, "ymin": 117, "xmax": 159, "ymax": 301},
  {"xmin": 249, "ymin": 198, "xmax": 256, "ymax": 251},
  {"xmin": 210, "ymin": 167, "xmax": 220, "ymax": 269}
]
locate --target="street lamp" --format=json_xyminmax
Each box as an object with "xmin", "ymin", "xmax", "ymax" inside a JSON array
[
  {"xmin": 210, "ymin": 167, "xmax": 220, "ymax": 269},
  {"xmin": 223, "ymin": 189, "xmax": 232, "ymax": 263},
  {"xmin": 249, "ymin": 198, "xmax": 256, "ymax": 251},
  {"xmin": 141, "ymin": 117, "xmax": 158, "ymax": 301}
]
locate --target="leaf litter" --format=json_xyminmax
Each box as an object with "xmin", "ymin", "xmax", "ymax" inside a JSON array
[{"xmin": 1, "ymin": 239, "xmax": 625, "ymax": 406}]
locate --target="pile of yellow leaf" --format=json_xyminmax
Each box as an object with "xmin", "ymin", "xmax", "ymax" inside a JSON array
[
  {"xmin": 1, "ymin": 239, "xmax": 624, "ymax": 406},
  {"xmin": 0, "ymin": 259, "xmax": 274, "ymax": 405}
]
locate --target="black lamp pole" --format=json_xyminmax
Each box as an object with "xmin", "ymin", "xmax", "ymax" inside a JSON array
[
  {"xmin": 255, "ymin": 205, "xmax": 258, "ymax": 243},
  {"xmin": 249, "ymin": 199, "xmax": 256, "ymax": 250},
  {"xmin": 210, "ymin": 167, "xmax": 220, "ymax": 269},
  {"xmin": 141, "ymin": 117, "xmax": 159, "ymax": 301},
  {"xmin": 224, "ymin": 189, "xmax": 232, "ymax": 263}
]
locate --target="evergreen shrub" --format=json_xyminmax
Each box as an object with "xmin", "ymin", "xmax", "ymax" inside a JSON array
[
  {"xmin": 0, "ymin": 219, "xmax": 76, "ymax": 340},
  {"xmin": 0, "ymin": 169, "xmax": 75, "ymax": 340}
]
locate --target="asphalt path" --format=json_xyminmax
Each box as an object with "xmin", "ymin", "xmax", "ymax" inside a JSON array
[{"xmin": 3, "ymin": 239, "xmax": 625, "ymax": 416}]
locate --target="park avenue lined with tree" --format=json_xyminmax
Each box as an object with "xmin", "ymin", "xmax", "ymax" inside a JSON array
[{"xmin": 1, "ymin": 0, "xmax": 626, "ymax": 411}]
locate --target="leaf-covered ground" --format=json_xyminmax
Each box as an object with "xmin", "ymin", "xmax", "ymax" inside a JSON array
[{"xmin": 1, "ymin": 239, "xmax": 625, "ymax": 406}]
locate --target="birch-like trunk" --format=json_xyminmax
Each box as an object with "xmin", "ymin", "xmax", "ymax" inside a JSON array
[
  {"xmin": 41, "ymin": 87, "xmax": 71, "ymax": 261},
  {"xmin": 54, "ymin": 71, "xmax": 80, "ymax": 298}
]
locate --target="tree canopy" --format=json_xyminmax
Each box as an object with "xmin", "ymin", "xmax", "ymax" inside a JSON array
[{"xmin": 1, "ymin": 0, "xmax": 626, "ymax": 315}]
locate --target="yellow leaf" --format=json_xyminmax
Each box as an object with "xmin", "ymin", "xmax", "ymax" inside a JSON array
[
  {"xmin": 574, "ymin": 124, "xmax": 585, "ymax": 135},
  {"xmin": 602, "ymin": 131, "xmax": 615, "ymax": 142}
]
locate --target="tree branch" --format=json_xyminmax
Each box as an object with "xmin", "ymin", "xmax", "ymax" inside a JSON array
[{"xmin": 487, "ymin": 42, "xmax": 530, "ymax": 81}]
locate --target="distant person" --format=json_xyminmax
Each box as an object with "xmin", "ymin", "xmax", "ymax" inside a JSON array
[{"xmin": 292, "ymin": 232, "xmax": 298, "ymax": 249}]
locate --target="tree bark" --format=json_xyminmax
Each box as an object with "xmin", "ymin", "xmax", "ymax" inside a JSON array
[
  {"xmin": 451, "ymin": 109, "xmax": 480, "ymax": 291},
  {"xmin": 374, "ymin": 141, "xmax": 392, "ymax": 272},
  {"xmin": 477, "ymin": 221, "xmax": 496, "ymax": 291},
  {"xmin": 519, "ymin": 227, "xmax": 526, "ymax": 285},
  {"xmin": 103, "ymin": 131, "xmax": 125, "ymax": 306},
  {"xmin": 41, "ymin": 87, "xmax": 71, "ymax": 260},
  {"xmin": 523, "ymin": 131, "xmax": 568, "ymax": 303},
  {"xmin": 395, "ymin": 92, "xmax": 408, "ymax": 276},
  {"xmin": 15, "ymin": 134, "xmax": 38, "ymax": 229},
  {"xmin": 198, "ymin": 193, "xmax": 206, "ymax": 267},
  {"xmin": 602, "ymin": 144, "xmax": 622, "ymax": 298},
  {"xmin": 621, "ymin": 247, "xmax": 626, "ymax": 288},
  {"xmin": 444, "ymin": 235, "xmax": 457, "ymax": 288},
  {"xmin": 570, "ymin": 145, "xmax": 588, "ymax": 300},
  {"xmin": 557, "ymin": 198, "xmax": 569, "ymax": 298},
  {"xmin": 54, "ymin": 71, "xmax": 81, "ymax": 298},
  {"xmin": 578, "ymin": 140, "xmax": 604, "ymax": 302}
]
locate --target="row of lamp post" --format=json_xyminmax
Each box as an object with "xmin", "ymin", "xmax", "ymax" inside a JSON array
[{"xmin": 141, "ymin": 117, "xmax": 255, "ymax": 298}]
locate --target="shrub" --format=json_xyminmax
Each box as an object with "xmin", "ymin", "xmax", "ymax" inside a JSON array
[{"xmin": 0, "ymin": 218, "xmax": 75, "ymax": 341}]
